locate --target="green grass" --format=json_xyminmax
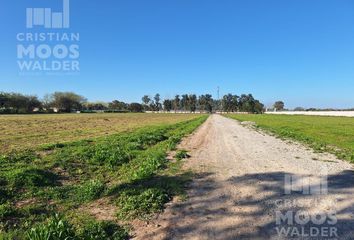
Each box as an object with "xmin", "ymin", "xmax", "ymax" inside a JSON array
[
  {"xmin": 27, "ymin": 214, "xmax": 129, "ymax": 240},
  {"xmin": 116, "ymin": 187, "xmax": 170, "ymax": 220},
  {"xmin": 0, "ymin": 113, "xmax": 202, "ymax": 153},
  {"xmin": 0, "ymin": 115, "xmax": 208, "ymax": 239},
  {"xmin": 226, "ymin": 114, "xmax": 354, "ymax": 161}
]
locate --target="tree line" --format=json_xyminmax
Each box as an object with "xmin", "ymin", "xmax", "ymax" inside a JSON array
[
  {"xmin": 0, "ymin": 91, "xmax": 264, "ymax": 114},
  {"xmin": 0, "ymin": 92, "xmax": 143, "ymax": 114},
  {"xmin": 141, "ymin": 93, "xmax": 264, "ymax": 113}
]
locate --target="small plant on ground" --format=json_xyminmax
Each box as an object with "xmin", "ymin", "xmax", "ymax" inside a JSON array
[
  {"xmin": 116, "ymin": 187, "xmax": 170, "ymax": 220},
  {"xmin": 175, "ymin": 150, "xmax": 189, "ymax": 160},
  {"xmin": 6, "ymin": 168, "xmax": 57, "ymax": 189},
  {"xmin": 76, "ymin": 180, "xmax": 106, "ymax": 202},
  {"xmin": 0, "ymin": 203, "xmax": 16, "ymax": 221},
  {"xmin": 27, "ymin": 214, "xmax": 76, "ymax": 240},
  {"xmin": 78, "ymin": 221, "xmax": 129, "ymax": 240},
  {"xmin": 27, "ymin": 214, "xmax": 129, "ymax": 240}
]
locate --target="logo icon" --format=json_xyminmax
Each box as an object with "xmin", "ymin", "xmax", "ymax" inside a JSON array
[
  {"xmin": 26, "ymin": 0, "xmax": 70, "ymax": 29},
  {"xmin": 284, "ymin": 172, "xmax": 328, "ymax": 195},
  {"xmin": 17, "ymin": 0, "xmax": 79, "ymax": 74}
]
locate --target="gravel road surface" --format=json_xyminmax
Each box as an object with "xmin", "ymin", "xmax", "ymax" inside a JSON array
[{"xmin": 134, "ymin": 114, "xmax": 354, "ymax": 240}]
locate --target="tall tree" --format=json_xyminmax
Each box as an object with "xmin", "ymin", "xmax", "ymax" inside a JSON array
[
  {"xmin": 231, "ymin": 95, "xmax": 239, "ymax": 112},
  {"xmin": 222, "ymin": 94, "xmax": 233, "ymax": 113},
  {"xmin": 222, "ymin": 94, "xmax": 239, "ymax": 112},
  {"xmin": 198, "ymin": 94, "xmax": 213, "ymax": 113},
  {"xmin": 48, "ymin": 92, "xmax": 87, "ymax": 112},
  {"xmin": 109, "ymin": 100, "xmax": 128, "ymax": 111},
  {"xmin": 141, "ymin": 95, "xmax": 151, "ymax": 111},
  {"xmin": 213, "ymin": 99, "xmax": 221, "ymax": 112},
  {"xmin": 198, "ymin": 95, "xmax": 206, "ymax": 112},
  {"xmin": 204, "ymin": 94, "xmax": 213, "ymax": 113},
  {"xmin": 189, "ymin": 94, "xmax": 197, "ymax": 112},
  {"xmin": 163, "ymin": 99, "xmax": 172, "ymax": 112},
  {"xmin": 129, "ymin": 103, "xmax": 143, "ymax": 112},
  {"xmin": 238, "ymin": 94, "xmax": 265, "ymax": 113},
  {"xmin": 0, "ymin": 92, "xmax": 41, "ymax": 113},
  {"xmin": 238, "ymin": 94, "xmax": 255, "ymax": 112},
  {"xmin": 254, "ymin": 100, "xmax": 264, "ymax": 114},
  {"xmin": 173, "ymin": 95, "xmax": 180, "ymax": 112},
  {"xmin": 0, "ymin": 92, "xmax": 9, "ymax": 109},
  {"xmin": 154, "ymin": 93, "xmax": 162, "ymax": 111},
  {"xmin": 142, "ymin": 95, "xmax": 151, "ymax": 105},
  {"xmin": 25, "ymin": 96, "xmax": 42, "ymax": 112},
  {"xmin": 274, "ymin": 101, "xmax": 285, "ymax": 111},
  {"xmin": 180, "ymin": 94, "xmax": 189, "ymax": 112}
]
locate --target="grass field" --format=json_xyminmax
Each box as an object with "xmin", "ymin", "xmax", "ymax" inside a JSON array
[
  {"xmin": 0, "ymin": 114, "xmax": 207, "ymax": 239},
  {"xmin": 226, "ymin": 114, "xmax": 354, "ymax": 162},
  {"xmin": 0, "ymin": 113, "xmax": 200, "ymax": 153}
]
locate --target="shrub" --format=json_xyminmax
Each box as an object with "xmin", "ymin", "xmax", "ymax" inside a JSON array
[
  {"xmin": 6, "ymin": 168, "xmax": 57, "ymax": 189},
  {"xmin": 132, "ymin": 148, "xmax": 167, "ymax": 180},
  {"xmin": 47, "ymin": 185, "xmax": 77, "ymax": 201},
  {"xmin": 76, "ymin": 180, "xmax": 105, "ymax": 202},
  {"xmin": 0, "ymin": 150, "xmax": 37, "ymax": 163},
  {"xmin": 350, "ymin": 154, "xmax": 354, "ymax": 162},
  {"xmin": 0, "ymin": 188, "xmax": 10, "ymax": 204},
  {"xmin": 165, "ymin": 136, "xmax": 181, "ymax": 150},
  {"xmin": 90, "ymin": 144, "xmax": 132, "ymax": 168},
  {"xmin": 79, "ymin": 221, "xmax": 129, "ymax": 240},
  {"xmin": 0, "ymin": 203, "xmax": 16, "ymax": 220},
  {"xmin": 79, "ymin": 221, "xmax": 107, "ymax": 240},
  {"xmin": 27, "ymin": 214, "xmax": 76, "ymax": 240},
  {"xmin": 40, "ymin": 143, "xmax": 66, "ymax": 151},
  {"xmin": 27, "ymin": 216, "xmax": 129, "ymax": 240},
  {"xmin": 0, "ymin": 230, "xmax": 26, "ymax": 240},
  {"xmin": 138, "ymin": 131, "xmax": 168, "ymax": 147},
  {"xmin": 175, "ymin": 150, "xmax": 189, "ymax": 160},
  {"xmin": 116, "ymin": 188, "xmax": 170, "ymax": 220},
  {"xmin": 54, "ymin": 142, "xmax": 133, "ymax": 169},
  {"xmin": 126, "ymin": 128, "xmax": 168, "ymax": 148}
]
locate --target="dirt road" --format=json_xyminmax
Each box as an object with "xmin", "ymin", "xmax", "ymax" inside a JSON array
[{"xmin": 134, "ymin": 114, "xmax": 354, "ymax": 240}]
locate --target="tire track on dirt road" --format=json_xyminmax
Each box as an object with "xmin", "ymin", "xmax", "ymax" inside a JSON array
[{"xmin": 134, "ymin": 114, "xmax": 354, "ymax": 240}]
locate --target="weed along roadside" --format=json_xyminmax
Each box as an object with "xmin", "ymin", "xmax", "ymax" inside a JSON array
[{"xmin": 0, "ymin": 115, "xmax": 208, "ymax": 239}]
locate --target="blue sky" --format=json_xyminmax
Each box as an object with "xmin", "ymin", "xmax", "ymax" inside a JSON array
[{"xmin": 1, "ymin": 0, "xmax": 354, "ymax": 109}]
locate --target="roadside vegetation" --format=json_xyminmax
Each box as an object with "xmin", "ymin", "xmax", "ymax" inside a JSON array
[
  {"xmin": 0, "ymin": 115, "xmax": 207, "ymax": 239},
  {"xmin": 227, "ymin": 114, "xmax": 354, "ymax": 162}
]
